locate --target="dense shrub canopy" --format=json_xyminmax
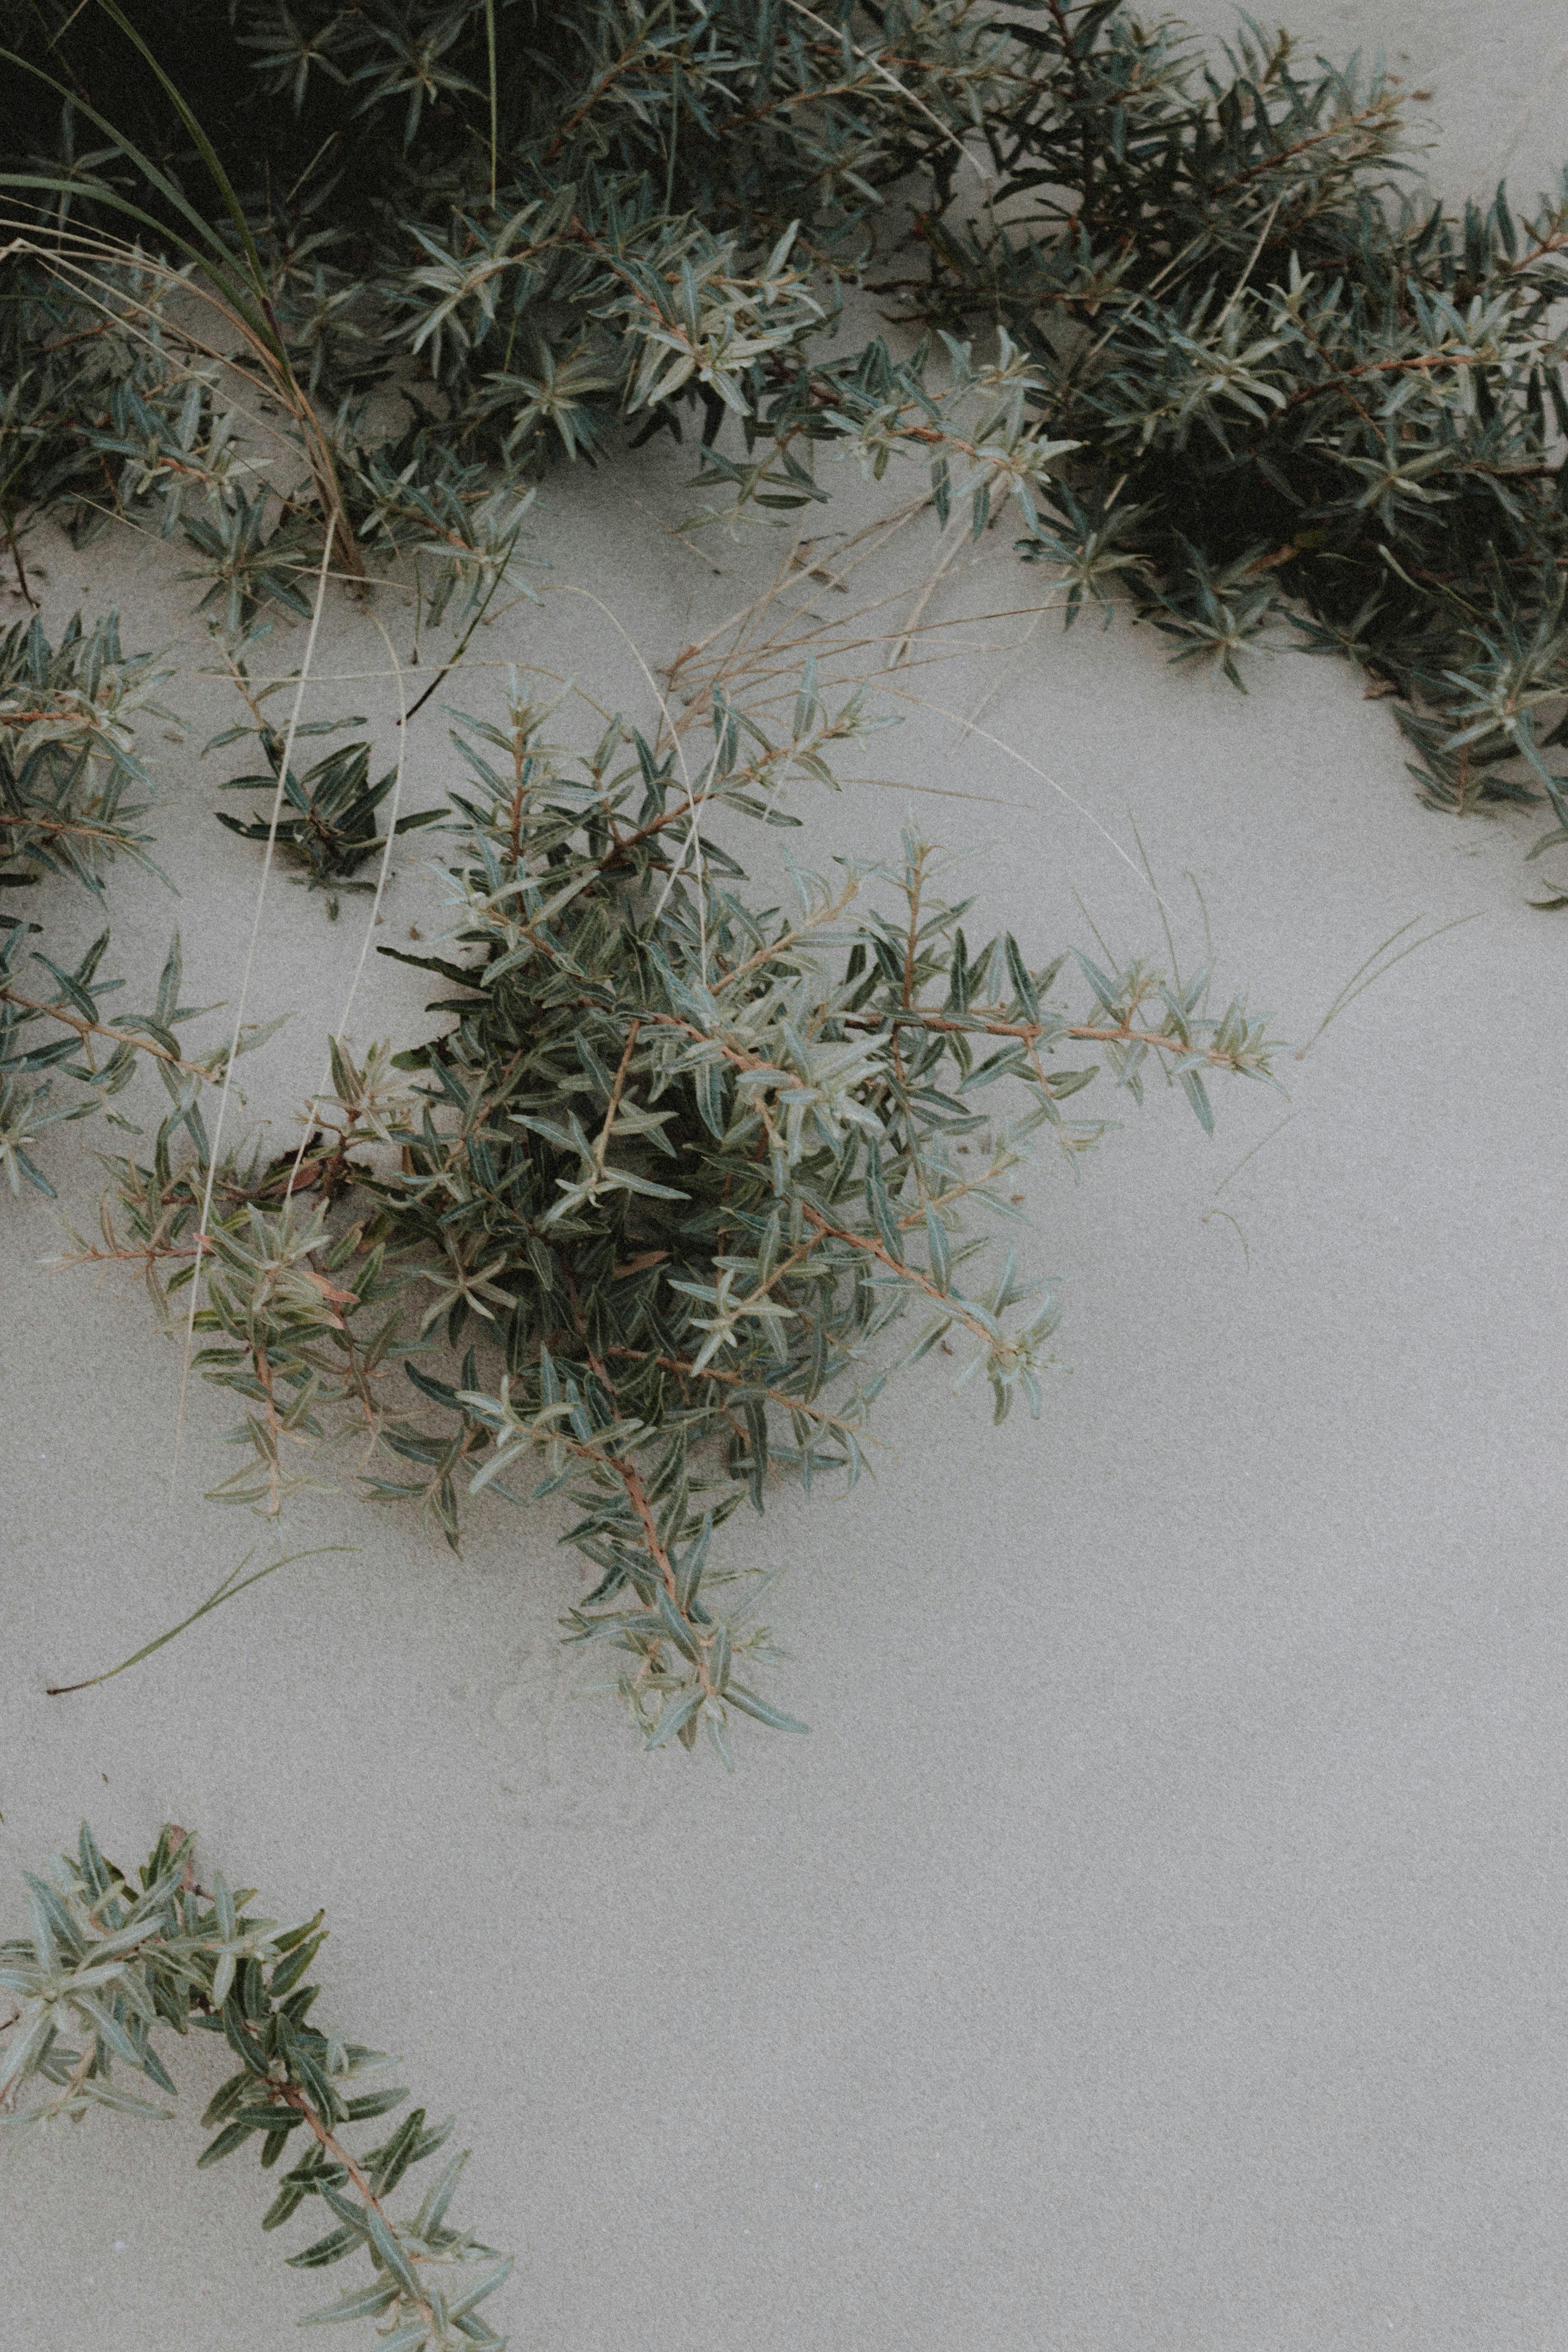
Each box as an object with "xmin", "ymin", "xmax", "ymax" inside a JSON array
[{"xmin": 2, "ymin": 0, "xmax": 1566, "ymax": 856}]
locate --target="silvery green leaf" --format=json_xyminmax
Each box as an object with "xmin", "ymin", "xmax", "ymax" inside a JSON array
[
  {"xmin": 723, "ymin": 1684, "xmax": 809, "ymax": 1735},
  {"xmin": 289, "ymin": 2226, "xmax": 366, "ymax": 2271},
  {"xmin": 415, "ymin": 2149, "xmax": 470, "ymax": 2238},
  {"xmin": 448, "ymin": 2257, "xmax": 514, "ymax": 2319},
  {"xmin": 646, "ymin": 1691, "xmax": 702, "ymax": 1749},
  {"xmin": 299, "ymin": 2279, "xmax": 403, "ymax": 2324},
  {"xmin": 365, "ymin": 2206, "xmax": 422, "ymax": 2299},
  {"xmin": 0, "ymin": 2006, "xmax": 55, "ymax": 2099},
  {"xmin": 77, "ymin": 2081, "xmax": 177, "ymax": 2121}
]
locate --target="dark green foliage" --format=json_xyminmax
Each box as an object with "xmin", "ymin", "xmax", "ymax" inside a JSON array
[
  {"xmin": 0, "ymin": 608, "xmax": 174, "ymax": 910},
  {"xmin": 895, "ymin": 10, "xmax": 1568, "ymax": 838},
  {"xmin": 1, "ymin": 1822, "xmax": 511, "ymax": 2349},
  {"xmin": 8, "ymin": 4, "xmax": 1567, "ymax": 859},
  {"xmin": 0, "ymin": 5, "xmax": 1064, "ymax": 612},
  {"xmin": 215, "ymin": 728, "xmax": 443, "ymax": 916},
  {"xmin": 9, "ymin": 1, "xmax": 1547, "ymax": 1748},
  {"xmin": 0, "ymin": 612, "xmax": 266, "ymax": 1195}
]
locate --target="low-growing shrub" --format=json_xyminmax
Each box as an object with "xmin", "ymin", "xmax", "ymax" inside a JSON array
[
  {"xmin": 59, "ymin": 663, "xmax": 1276, "ymax": 1753},
  {"xmin": 3, "ymin": 4, "xmax": 1567, "ymax": 862}
]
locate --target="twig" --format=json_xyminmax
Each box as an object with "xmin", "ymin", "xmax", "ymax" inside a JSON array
[
  {"xmin": 0, "ymin": 987, "xmax": 220, "ymax": 1080},
  {"xmin": 589, "ymin": 1020, "xmax": 642, "ymax": 1186},
  {"xmin": 172, "ymin": 518, "xmax": 338, "ymax": 1487}
]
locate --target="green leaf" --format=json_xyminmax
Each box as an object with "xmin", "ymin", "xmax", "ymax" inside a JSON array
[
  {"xmin": 449, "ymin": 2256, "xmax": 514, "ymax": 2319},
  {"xmin": 646, "ymin": 1691, "xmax": 702, "ymax": 1748},
  {"xmin": 924, "ymin": 1207, "xmax": 951, "ymax": 1293},
  {"xmin": 299, "ymin": 2278, "xmax": 403, "ymax": 2324},
  {"xmin": 196, "ymin": 2118, "xmax": 258, "ymax": 2168},
  {"xmin": 369, "ymin": 2325, "xmax": 431, "ymax": 2352},
  {"xmin": 364, "ymin": 2206, "xmax": 423, "ymax": 2301},
  {"xmin": 865, "ymin": 1163, "xmax": 904, "ymax": 1264},
  {"xmin": 723, "ymin": 1684, "xmax": 810, "ymax": 1735},
  {"xmin": 289, "ymin": 2225, "xmax": 365, "ymax": 2271}
]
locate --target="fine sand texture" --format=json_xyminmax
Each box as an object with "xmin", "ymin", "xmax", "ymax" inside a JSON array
[{"xmin": 5, "ymin": 6, "xmax": 1568, "ymax": 2345}]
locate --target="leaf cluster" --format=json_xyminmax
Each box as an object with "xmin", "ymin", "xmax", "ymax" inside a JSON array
[
  {"xmin": 0, "ymin": 611, "xmax": 272, "ymax": 1196},
  {"xmin": 892, "ymin": 8, "xmax": 1568, "ymax": 849},
  {"xmin": 215, "ymin": 724, "xmax": 442, "ymax": 917},
  {"xmin": 1, "ymin": 1821, "xmax": 512, "ymax": 2350}
]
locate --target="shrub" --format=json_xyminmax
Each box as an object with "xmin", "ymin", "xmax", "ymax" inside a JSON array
[
  {"xmin": 63, "ymin": 665, "xmax": 1276, "ymax": 1753},
  {"xmin": 3, "ymin": 3, "xmax": 1567, "ymax": 860}
]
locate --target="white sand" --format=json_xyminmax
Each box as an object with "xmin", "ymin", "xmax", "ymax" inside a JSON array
[{"xmin": 6, "ymin": 7, "xmax": 1568, "ymax": 2343}]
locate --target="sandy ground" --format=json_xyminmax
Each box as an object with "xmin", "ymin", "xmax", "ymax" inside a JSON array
[{"xmin": 5, "ymin": 6, "xmax": 1568, "ymax": 2346}]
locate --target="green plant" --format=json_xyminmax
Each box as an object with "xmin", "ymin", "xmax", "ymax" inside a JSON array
[
  {"xmin": 21, "ymin": 0, "xmax": 1523, "ymax": 1759},
  {"xmin": 8, "ymin": 4, "xmax": 1568, "ymax": 874},
  {"xmin": 1, "ymin": 1821, "xmax": 512, "ymax": 2349},
  {"xmin": 60, "ymin": 656, "xmax": 1277, "ymax": 1756},
  {"xmin": 898, "ymin": 8, "xmax": 1568, "ymax": 853},
  {"xmin": 215, "ymin": 725, "xmax": 443, "ymax": 918},
  {"xmin": 0, "ymin": 609, "xmax": 272, "ymax": 1196},
  {"xmin": 0, "ymin": 2, "xmax": 1062, "ymax": 620}
]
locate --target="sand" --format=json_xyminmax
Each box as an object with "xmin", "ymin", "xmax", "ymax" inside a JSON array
[{"xmin": 5, "ymin": 6, "xmax": 1568, "ymax": 2345}]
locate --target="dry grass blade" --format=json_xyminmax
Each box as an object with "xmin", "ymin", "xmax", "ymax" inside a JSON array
[
  {"xmin": 280, "ymin": 606, "xmax": 413, "ymax": 1200},
  {"xmin": 1295, "ymin": 913, "xmax": 1483, "ymax": 1059},
  {"xmin": 170, "ymin": 516, "xmax": 338, "ymax": 1486}
]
